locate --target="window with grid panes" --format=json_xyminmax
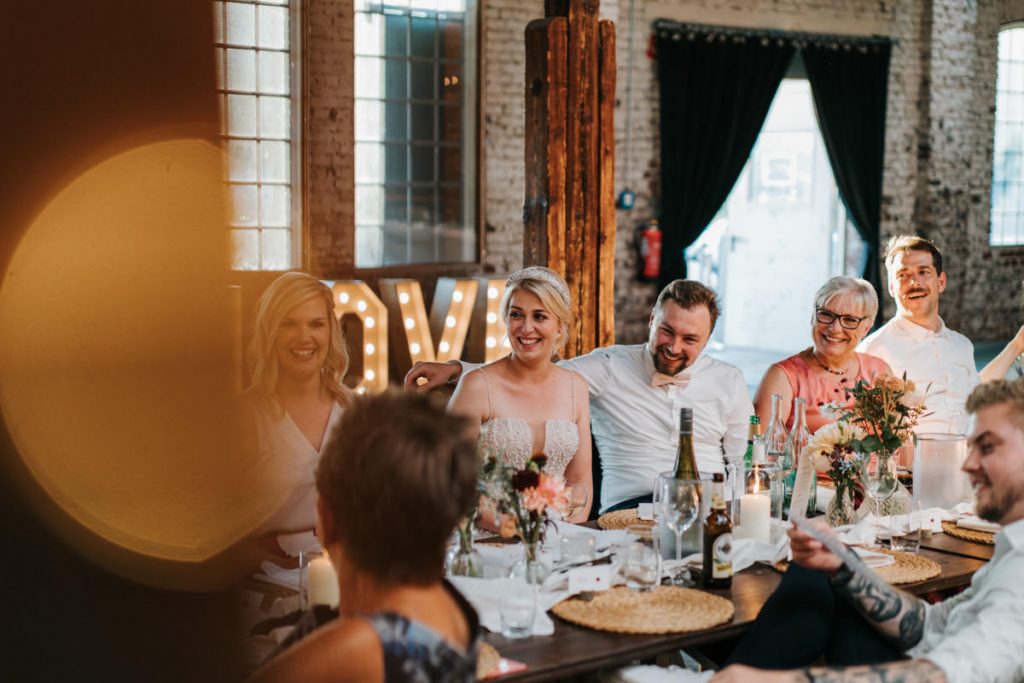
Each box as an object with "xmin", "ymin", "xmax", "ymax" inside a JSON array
[
  {"xmin": 354, "ymin": 0, "xmax": 477, "ymax": 267},
  {"xmin": 214, "ymin": 0, "xmax": 298, "ymax": 270},
  {"xmin": 993, "ymin": 25, "xmax": 1024, "ymax": 246}
]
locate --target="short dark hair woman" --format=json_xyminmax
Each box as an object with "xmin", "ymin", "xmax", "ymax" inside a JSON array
[{"xmin": 249, "ymin": 390, "xmax": 481, "ymax": 683}]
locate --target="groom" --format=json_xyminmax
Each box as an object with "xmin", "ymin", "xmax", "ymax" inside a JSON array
[{"xmin": 405, "ymin": 279, "xmax": 753, "ymax": 514}]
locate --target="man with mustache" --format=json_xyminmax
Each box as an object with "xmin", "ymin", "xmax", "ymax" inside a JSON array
[
  {"xmin": 712, "ymin": 379, "xmax": 1024, "ymax": 683},
  {"xmin": 858, "ymin": 235, "xmax": 1024, "ymax": 434},
  {"xmin": 405, "ymin": 280, "xmax": 753, "ymax": 514}
]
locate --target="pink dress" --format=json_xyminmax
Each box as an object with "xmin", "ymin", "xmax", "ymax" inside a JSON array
[{"xmin": 775, "ymin": 351, "xmax": 890, "ymax": 433}]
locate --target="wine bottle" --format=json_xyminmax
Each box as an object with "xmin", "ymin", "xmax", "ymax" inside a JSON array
[
  {"xmin": 742, "ymin": 415, "xmax": 761, "ymax": 470},
  {"xmin": 673, "ymin": 408, "xmax": 700, "ymax": 483},
  {"xmin": 702, "ymin": 472, "xmax": 733, "ymax": 589}
]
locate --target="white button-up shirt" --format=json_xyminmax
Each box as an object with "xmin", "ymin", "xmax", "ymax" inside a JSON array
[
  {"xmin": 909, "ymin": 518, "xmax": 1024, "ymax": 683},
  {"xmin": 560, "ymin": 344, "xmax": 752, "ymax": 512},
  {"xmin": 858, "ymin": 317, "xmax": 980, "ymax": 434}
]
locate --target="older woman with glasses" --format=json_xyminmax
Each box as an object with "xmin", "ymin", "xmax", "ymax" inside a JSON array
[{"xmin": 754, "ymin": 276, "xmax": 893, "ymax": 432}]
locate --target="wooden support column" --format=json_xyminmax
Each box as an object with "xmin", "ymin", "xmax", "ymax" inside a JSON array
[{"xmin": 523, "ymin": 0, "xmax": 616, "ymax": 358}]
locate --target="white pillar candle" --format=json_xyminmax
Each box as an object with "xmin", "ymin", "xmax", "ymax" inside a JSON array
[
  {"xmin": 307, "ymin": 556, "xmax": 340, "ymax": 608},
  {"xmin": 740, "ymin": 492, "xmax": 771, "ymax": 544}
]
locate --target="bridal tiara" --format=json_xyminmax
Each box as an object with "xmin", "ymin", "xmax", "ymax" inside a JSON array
[{"xmin": 505, "ymin": 266, "xmax": 571, "ymax": 309}]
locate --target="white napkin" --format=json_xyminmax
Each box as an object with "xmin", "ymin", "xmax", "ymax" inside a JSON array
[
  {"xmin": 449, "ymin": 576, "xmax": 557, "ymax": 636},
  {"xmin": 728, "ymin": 530, "xmax": 790, "ymax": 573},
  {"xmin": 255, "ymin": 561, "xmax": 301, "ymax": 591},
  {"xmin": 636, "ymin": 503, "xmax": 654, "ymax": 521},
  {"xmin": 549, "ymin": 519, "xmax": 630, "ymax": 552},
  {"xmin": 610, "ymin": 665, "xmax": 713, "ymax": 682},
  {"xmin": 956, "ymin": 516, "xmax": 1000, "ymax": 533},
  {"xmin": 854, "ymin": 546, "xmax": 896, "ymax": 568}
]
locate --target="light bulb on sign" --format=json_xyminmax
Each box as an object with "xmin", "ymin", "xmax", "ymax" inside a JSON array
[
  {"xmin": 398, "ymin": 292, "xmax": 410, "ymax": 304},
  {"xmin": 486, "ymin": 337, "xmax": 496, "ymax": 348},
  {"xmin": 410, "ymin": 342, "xmax": 421, "ymax": 355},
  {"xmin": 365, "ymin": 343, "xmax": 375, "ymax": 355},
  {"xmin": 405, "ymin": 317, "xmax": 415, "ymax": 330}
]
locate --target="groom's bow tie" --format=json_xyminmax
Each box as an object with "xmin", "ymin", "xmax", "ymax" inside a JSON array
[{"xmin": 651, "ymin": 371, "xmax": 690, "ymax": 389}]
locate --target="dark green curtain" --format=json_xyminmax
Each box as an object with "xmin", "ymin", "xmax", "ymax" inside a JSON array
[
  {"xmin": 655, "ymin": 25, "xmax": 796, "ymax": 288},
  {"xmin": 803, "ymin": 42, "xmax": 892, "ymax": 299}
]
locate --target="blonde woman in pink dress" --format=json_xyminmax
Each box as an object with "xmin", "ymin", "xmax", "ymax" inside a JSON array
[{"xmin": 755, "ymin": 276, "xmax": 892, "ymax": 433}]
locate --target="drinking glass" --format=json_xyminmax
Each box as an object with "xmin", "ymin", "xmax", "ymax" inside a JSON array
[
  {"xmin": 658, "ymin": 475, "xmax": 700, "ymax": 586},
  {"xmin": 623, "ymin": 524, "xmax": 661, "ymax": 592},
  {"xmin": 891, "ymin": 500, "xmax": 922, "ymax": 553},
  {"xmin": 563, "ymin": 479, "xmax": 590, "ymax": 521},
  {"xmin": 499, "ymin": 578, "xmax": 537, "ymax": 639},
  {"xmin": 863, "ymin": 455, "xmax": 898, "ymax": 547}
]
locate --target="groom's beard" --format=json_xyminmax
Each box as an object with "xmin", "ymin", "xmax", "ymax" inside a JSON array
[{"xmin": 651, "ymin": 345, "xmax": 690, "ymax": 376}]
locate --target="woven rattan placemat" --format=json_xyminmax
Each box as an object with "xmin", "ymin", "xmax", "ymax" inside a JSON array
[
  {"xmin": 774, "ymin": 548, "xmax": 940, "ymax": 585},
  {"xmin": 942, "ymin": 520, "xmax": 996, "ymax": 545},
  {"xmin": 597, "ymin": 508, "xmax": 656, "ymax": 530},
  {"xmin": 551, "ymin": 586, "xmax": 734, "ymax": 634}
]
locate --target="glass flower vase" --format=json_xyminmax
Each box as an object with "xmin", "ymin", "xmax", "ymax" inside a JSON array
[
  {"xmin": 825, "ymin": 483, "xmax": 858, "ymax": 527},
  {"xmin": 445, "ymin": 519, "xmax": 483, "ymax": 578},
  {"xmin": 509, "ymin": 538, "xmax": 550, "ymax": 585}
]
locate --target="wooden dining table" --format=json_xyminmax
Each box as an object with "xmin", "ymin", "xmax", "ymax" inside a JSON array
[{"xmin": 484, "ymin": 546, "xmax": 988, "ymax": 682}]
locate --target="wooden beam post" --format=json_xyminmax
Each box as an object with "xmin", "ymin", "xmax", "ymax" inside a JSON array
[{"xmin": 522, "ymin": 0, "xmax": 616, "ymax": 358}]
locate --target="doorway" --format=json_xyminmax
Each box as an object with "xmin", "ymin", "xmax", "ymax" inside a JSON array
[{"xmin": 685, "ymin": 76, "xmax": 865, "ymax": 354}]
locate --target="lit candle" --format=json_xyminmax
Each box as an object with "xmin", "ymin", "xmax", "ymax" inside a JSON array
[
  {"xmin": 307, "ymin": 555, "xmax": 340, "ymax": 608},
  {"xmin": 740, "ymin": 492, "xmax": 771, "ymax": 544}
]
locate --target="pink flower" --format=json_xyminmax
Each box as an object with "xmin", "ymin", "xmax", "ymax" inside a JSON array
[{"xmin": 521, "ymin": 473, "xmax": 569, "ymax": 515}]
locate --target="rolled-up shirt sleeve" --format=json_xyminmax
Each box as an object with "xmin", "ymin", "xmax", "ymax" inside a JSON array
[{"xmin": 911, "ymin": 548, "xmax": 1024, "ymax": 683}]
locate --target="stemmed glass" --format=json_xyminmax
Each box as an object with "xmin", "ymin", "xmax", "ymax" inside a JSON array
[
  {"xmin": 658, "ymin": 475, "xmax": 700, "ymax": 586},
  {"xmin": 563, "ymin": 480, "xmax": 590, "ymax": 522},
  {"xmin": 862, "ymin": 454, "xmax": 898, "ymax": 547}
]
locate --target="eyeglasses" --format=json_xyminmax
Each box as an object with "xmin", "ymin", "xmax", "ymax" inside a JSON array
[{"xmin": 815, "ymin": 308, "xmax": 867, "ymax": 330}]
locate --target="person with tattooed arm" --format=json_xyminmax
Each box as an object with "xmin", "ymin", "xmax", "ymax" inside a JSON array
[{"xmin": 713, "ymin": 378, "xmax": 1024, "ymax": 683}]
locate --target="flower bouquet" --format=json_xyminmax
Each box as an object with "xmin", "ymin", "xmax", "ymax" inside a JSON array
[
  {"xmin": 480, "ymin": 452, "xmax": 568, "ymax": 583},
  {"xmin": 838, "ymin": 374, "xmax": 928, "ymax": 516},
  {"xmin": 805, "ymin": 421, "xmax": 866, "ymax": 526},
  {"xmin": 839, "ymin": 374, "xmax": 927, "ymax": 457}
]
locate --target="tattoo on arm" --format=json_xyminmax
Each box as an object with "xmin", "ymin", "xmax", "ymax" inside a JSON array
[
  {"xmin": 837, "ymin": 571, "xmax": 927, "ymax": 648},
  {"xmin": 805, "ymin": 658, "xmax": 946, "ymax": 683}
]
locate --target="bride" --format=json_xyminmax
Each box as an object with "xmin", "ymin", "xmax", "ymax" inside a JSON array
[{"xmin": 448, "ymin": 266, "xmax": 592, "ymax": 521}]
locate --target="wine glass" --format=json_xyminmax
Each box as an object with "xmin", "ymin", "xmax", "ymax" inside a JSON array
[
  {"xmin": 862, "ymin": 454, "xmax": 898, "ymax": 547},
  {"xmin": 563, "ymin": 480, "xmax": 590, "ymax": 522},
  {"xmin": 658, "ymin": 475, "xmax": 700, "ymax": 586}
]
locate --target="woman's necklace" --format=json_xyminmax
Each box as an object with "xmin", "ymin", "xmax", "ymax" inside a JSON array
[{"xmin": 809, "ymin": 348, "xmax": 853, "ymax": 378}]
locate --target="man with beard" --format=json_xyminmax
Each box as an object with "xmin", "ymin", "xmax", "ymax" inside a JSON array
[
  {"xmin": 859, "ymin": 235, "xmax": 1024, "ymax": 434},
  {"xmin": 712, "ymin": 379, "xmax": 1024, "ymax": 683},
  {"xmin": 405, "ymin": 280, "xmax": 752, "ymax": 513}
]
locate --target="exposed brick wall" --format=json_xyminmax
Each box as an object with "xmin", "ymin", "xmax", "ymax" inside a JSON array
[{"xmin": 477, "ymin": 0, "xmax": 1022, "ymax": 343}]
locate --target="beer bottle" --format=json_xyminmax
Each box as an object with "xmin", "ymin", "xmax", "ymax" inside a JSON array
[{"xmin": 702, "ymin": 472, "xmax": 733, "ymax": 589}]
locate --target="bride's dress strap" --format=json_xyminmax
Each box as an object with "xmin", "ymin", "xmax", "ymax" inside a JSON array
[
  {"xmin": 569, "ymin": 370, "xmax": 576, "ymax": 422},
  {"xmin": 478, "ymin": 366, "xmax": 494, "ymax": 422}
]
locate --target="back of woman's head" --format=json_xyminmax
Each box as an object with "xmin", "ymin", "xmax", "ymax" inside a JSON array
[
  {"xmin": 316, "ymin": 390, "xmax": 478, "ymax": 585},
  {"xmin": 247, "ymin": 272, "xmax": 349, "ymax": 404}
]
